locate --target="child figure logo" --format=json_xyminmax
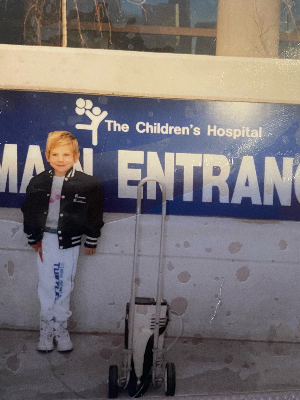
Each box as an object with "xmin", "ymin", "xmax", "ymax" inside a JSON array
[{"xmin": 75, "ymin": 98, "xmax": 108, "ymax": 146}]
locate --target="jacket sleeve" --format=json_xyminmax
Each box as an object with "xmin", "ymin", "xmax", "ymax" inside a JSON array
[
  {"xmin": 84, "ymin": 179, "xmax": 105, "ymax": 248},
  {"xmin": 21, "ymin": 177, "xmax": 43, "ymax": 246}
]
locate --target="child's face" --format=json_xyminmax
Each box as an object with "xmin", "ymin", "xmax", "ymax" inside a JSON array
[{"xmin": 46, "ymin": 144, "xmax": 79, "ymax": 177}]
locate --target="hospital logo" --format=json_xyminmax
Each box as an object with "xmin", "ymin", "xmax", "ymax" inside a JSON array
[{"xmin": 75, "ymin": 98, "xmax": 108, "ymax": 146}]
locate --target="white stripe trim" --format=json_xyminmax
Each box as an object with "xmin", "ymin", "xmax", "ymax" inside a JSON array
[
  {"xmin": 71, "ymin": 236, "xmax": 81, "ymax": 240},
  {"xmin": 86, "ymin": 236, "xmax": 97, "ymax": 241},
  {"xmin": 65, "ymin": 168, "xmax": 74, "ymax": 178}
]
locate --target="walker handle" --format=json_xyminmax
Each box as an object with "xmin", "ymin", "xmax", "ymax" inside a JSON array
[
  {"xmin": 136, "ymin": 177, "xmax": 166, "ymax": 215},
  {"xmin": 127, "ymin": 178, "xmax": 167, "ymax": 361}
]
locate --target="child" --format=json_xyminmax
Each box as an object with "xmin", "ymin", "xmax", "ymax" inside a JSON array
[{"xmin": 21, "ymin": 131, "xmax": 104, "ymax": 352}]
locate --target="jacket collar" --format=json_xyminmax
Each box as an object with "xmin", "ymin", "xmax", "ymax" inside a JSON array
[{"xmin": 49, "ymin": 166, "xmax": 76, "ymax": 178}]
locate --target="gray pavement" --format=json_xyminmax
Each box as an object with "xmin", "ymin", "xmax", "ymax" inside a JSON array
[{"xmin": 2, "ymin": 329, "xmax": 300, "ymax": 399}]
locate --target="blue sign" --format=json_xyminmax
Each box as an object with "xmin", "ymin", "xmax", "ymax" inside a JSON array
[{"xmin": 1, "ymin": 89, "xmax": 300, "ymax": 220}]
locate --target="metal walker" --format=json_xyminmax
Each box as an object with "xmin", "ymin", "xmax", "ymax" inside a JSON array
[{"xmin": 108, "ymin": 178, "xmax": 176, "ymax": 398}]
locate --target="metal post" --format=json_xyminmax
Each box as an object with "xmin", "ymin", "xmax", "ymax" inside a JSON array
[
  {"xmin": 152, "ymin": 181, "xmax": 166, "ymax": 385},
  {"xmin": 62, "ymin": 0, "xmax": 67, "ymax": 47},
  {"xmin": 126, "ymin": 180, "xmax": 143, "ymax": 384}
]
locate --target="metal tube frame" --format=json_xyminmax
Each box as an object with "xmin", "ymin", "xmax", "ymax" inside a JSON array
[{"xmin": 124, "ymin": 177, "xmax": 167, "ymax": 387}]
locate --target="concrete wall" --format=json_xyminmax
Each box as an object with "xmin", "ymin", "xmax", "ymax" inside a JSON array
[
  {"xmin": 216, "ymin": 0, "xmax": 280, "ymax": 57},
  {"xmin": 1, "ymin": 44, "xmax": 300, "ymax": 342}
]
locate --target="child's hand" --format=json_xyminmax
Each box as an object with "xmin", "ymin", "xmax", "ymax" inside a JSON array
[
  {"xmin": 30, "ymin": 243, "xmax": 39, "ymax": 252},
  {"xmin": 84, "ymin": 247, "xmax": 96, "ymax": 255},
  {"xmin": 30, "ymin": 242, "xmax": 43, "ymax": 262}
]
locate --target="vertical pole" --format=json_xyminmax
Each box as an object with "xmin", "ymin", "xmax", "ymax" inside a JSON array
[{"xmin": 62, "ymin": 0, "xmax": 67, "ymax": 47}]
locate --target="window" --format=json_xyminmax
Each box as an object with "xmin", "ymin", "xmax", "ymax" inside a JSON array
[
  {"xmin": 1, "ymin": 0, "xmax": 300, "ymax": 59},
  {"xmin": 0, "ymin": 0, "xmax": 218, "ymax": 54}
]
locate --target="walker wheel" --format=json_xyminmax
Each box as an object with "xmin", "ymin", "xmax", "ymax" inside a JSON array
[
  {"xmin": 108, "ymin": 365, "xmax": 119, "ymax": 398},
  {"xmin": 164, "ymin": 362, "xmax": 176, "ymax": 396}
]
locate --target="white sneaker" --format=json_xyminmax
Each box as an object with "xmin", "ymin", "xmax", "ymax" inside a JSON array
[
  {"xmin": 54, "ymin": 321, "xmax": 73, "ymax": 352},
  {"xmin": 37, "ymin": 319, "xmax": 54, "ymax": 352}
]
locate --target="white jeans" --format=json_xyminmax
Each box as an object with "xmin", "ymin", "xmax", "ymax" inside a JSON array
[{"xmin": 37, "ymin": 232, "xmax": 79, "ymax": 322}]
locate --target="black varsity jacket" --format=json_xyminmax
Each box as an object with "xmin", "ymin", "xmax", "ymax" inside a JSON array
[{"xmin": 21, "ymin": 167, "xmax": 105, "ymax": 249}]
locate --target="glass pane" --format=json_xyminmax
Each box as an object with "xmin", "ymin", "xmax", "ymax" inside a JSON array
[
  {"xmin": 279, "ymin": 0, "xmax": 300, "ymax": 59},
  {"xmin": 0, "ymin": 0, "xmax": 25, "ymax": 45},
  {"xmin": 107, "ymin": 0, "xmax": 218, "ymax": 54},
  {"xmin": 0, "ymin": 0, "xmax": 218, "ymax": 55}
]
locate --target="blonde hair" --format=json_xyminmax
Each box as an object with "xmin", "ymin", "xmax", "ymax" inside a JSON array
[{"xmin": 45, "ymin": 131, "xmax": 79, "ymax": 158}]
